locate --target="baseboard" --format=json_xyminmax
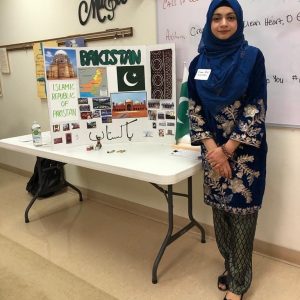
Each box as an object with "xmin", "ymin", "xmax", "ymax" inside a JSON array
[
  {"xmin": 0, "ymin": 163, "xmax": 32, "ymax": 178},
  {"xmin": 1, "ymin": 164, "xmax": 299, "ymax": 267},
  {"xmin": 83, "ymin": 186, "xmax": 216, "ymax": 237},
  {"xmin": 253, "ymin": 239, "xmax": 300, "ymax": 267},
  {"xmin": 82, "ymin": 187, "xmax": 300, "ymax": 267}
]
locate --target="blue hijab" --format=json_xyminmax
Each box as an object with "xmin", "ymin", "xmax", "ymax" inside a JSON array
[{"xmin": 196, "ymin": 0, "xmax": 258, "ymax": 116}]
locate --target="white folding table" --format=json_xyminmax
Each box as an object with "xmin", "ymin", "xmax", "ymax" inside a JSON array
[{"xmin": 0, "ymin": 132, "xmax": 206, "ymax": 283}]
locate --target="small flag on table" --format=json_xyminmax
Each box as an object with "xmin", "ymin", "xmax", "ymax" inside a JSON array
[{"xmin": 175, "ymin": 65, "xmax": 190, "ymax": 143}]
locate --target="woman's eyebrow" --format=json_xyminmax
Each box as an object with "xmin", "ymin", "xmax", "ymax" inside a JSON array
[{"xmin": 213, "ymin": 12, "xmax": 236, "ymax": 16}]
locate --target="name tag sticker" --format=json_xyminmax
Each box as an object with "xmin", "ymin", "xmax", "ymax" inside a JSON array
[{"xmin": 194, "ymin": 69, "xmax": 211, "ymax": 80}]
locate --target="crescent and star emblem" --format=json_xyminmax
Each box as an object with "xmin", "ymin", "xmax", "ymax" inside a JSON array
[
  {"xmin": 123, "ymin": 72, "xmax": 138, "ymax": 87},
  {"xmin": 177, "ymin": 96, "xmax": 189, "ymax": 124}
]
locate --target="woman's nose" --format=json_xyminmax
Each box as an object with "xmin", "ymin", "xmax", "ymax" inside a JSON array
[{"xmin": 220, "ymin": 17, "xmax": 228, "ymax": 26}]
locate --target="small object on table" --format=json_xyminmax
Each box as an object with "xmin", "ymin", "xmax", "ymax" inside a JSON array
[
  {"xmin": 86, "ymin": 145, "xmax": 94, "ymax": 151},
  {"xmin": 95, "ymin": 138, "xmax": 102, "ymax": 150}
]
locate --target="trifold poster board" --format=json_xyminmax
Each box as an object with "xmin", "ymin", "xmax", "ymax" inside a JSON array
[{"xmin": 43, "ymin": 44, "xmax": 176, "ymax": 147}]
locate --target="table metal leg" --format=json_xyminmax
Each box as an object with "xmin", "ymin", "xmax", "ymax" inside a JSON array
[
  {"xmin": 151, "ymin": 176, "xmax": 206, "ymax": 284},
  {"xmin": 25, "ymin": 194, "xmax": 39, "ymax": 223},
  {"xmin": 25, "ymin": 157, "xmax": 83, "ymax": 223},
  {"xmin": 65, "ymin": 181, "xmax": 83, "ymax": 202},
  {"xmin": 188, "ymin": 177, "xmax": 206, "ymax": 243},
  {"xmin": 152, "ymin": 185, "xmax": 174, "ymax": 284}
]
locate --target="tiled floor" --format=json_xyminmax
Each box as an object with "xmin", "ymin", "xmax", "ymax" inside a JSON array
[{"xmin": 1, "ymin": 168, "xmax": 300, "ymax": 300}]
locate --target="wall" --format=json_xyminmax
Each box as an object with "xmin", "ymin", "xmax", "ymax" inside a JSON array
[{"xmin": 0, "ymin": 0, "xmax": 300, "ymax": 253}]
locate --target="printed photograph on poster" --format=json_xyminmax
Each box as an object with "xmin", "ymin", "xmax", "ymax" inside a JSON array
[
  {"xmin": 79, "ymin": 104, "xmax": 91, "ymax": 111},
  {"xmin": 159, "ymin": 129, "xmax": 165, "ymax": 137},
  {"xmin": 71, "ymin": 122, "xmax": 80, "ymax": 129},
  {"xmin": 93, "ymin": 110, "xmax": 101, "ymax": 118},
  {"xmin": 53, "ymin": 124, "xmax": 60, "ymax": 132},
  {"xmin": 87, "ymin": 121, "xmax": 96, "ymax": 129},
  {"xmin": 148, "ymin": 110, "xmax": 157, "ymax": 120},
  {"xmin": 102, "ymin": 116, "xmax": 112, "ymax": 123},
  {"xmin": 166, "ymin": 129, "xmax": 174, "ymax": 136},
  {"xmin": 66, "ymin": 133, "xmax": 72, "ymax": 144},
  {"xmin": 111, "ymin": 92, "xmax": 147, "ymax": 119},
  {"xmin": 167, "ymin": 122, "xmax": 175, "ymax": 126},
  {"xmin": 78, "ymin": 97, "xmax": 88, "ymax": 104},
  {"xmin": 92, "ymin": 97, "xmax": 111, "ymax": 109},
  {"xmin": 161, "ymin": 101, "xmax": 174, "ymax": 109},
  {"xmin": 158, "ymin": 112, "xmax": 165, "ymax": 120},
  {"xmin": 44, "ymin": 48, "xmax": 77, "ymax": 80},
  {"xmin": 81, "ymin": 111, "xmax": 92, "ymax": 119},
  {"xmin": 148, "ymin": 100, "xmax": 160, "ymax": 109},
  {"xmin": 63, "ymin": 123, "xmax": 70, "ymax": 131},
  {"xmin": 79, "ymin": 67, "xmax": 107, "ymax": 97},
  {"xmin": 165, "ymin": 111, "xmax": 175, "ymax": 120},
  {"xmin": 101, "ymin": 109, "xmax": 112, "ymax": 116},
  {"xmin": 54, "ymin": 137, "xmax": 63, "ymax": 144}
]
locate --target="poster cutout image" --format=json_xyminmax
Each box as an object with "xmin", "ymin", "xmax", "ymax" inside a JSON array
[
  {"xmin": 66, "ymin": 133, "xmax": 72, "ymax": 144},
  {"xmin": 117, "ymin": 66, "xmax": 145, "ymax": 92},
  {"xmin": 111, "ymin": 92, "xmax": 147, "ymax": 119},
  {"xmin": 92, "ymin": 97, "xmax": 111, "ymax": 109},
  {"xmin": 150, "ymin": 49, "xmax": 172, "ymax": 99},
  {"xmin": 44, "ymin": 48, "xmax": 77, "ymax": 80},
  {"xmin": 79, "ymin": 67, "xmax": 108, "ymax": 97}
]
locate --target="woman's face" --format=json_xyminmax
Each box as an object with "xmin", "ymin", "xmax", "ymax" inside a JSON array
[{"xmin": 211, "ymin": 6, "xmax": 238, "ymax": 40}]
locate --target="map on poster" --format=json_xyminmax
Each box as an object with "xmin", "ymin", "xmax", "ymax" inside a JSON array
[
  {"xmin": 43, "ymin": 44, "xmax": 176, "ymax": 147},
  {"xmin": 78, "ymin": 67, "xmax": 108, "ymax": 98}
]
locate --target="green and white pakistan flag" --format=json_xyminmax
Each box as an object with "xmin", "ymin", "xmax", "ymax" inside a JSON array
[{"xmin": 175, "ymin": 66, "xmax": 190, "ymax": 142}]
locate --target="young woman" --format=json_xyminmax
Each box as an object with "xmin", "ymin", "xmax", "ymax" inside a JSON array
[{"xmin": 188, "ymin": 0, "xmax": 267, "ymax": 299}]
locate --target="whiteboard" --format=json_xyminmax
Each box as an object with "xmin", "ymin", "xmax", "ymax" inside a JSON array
[{"xmin": 157, "ymin": 0, "xmax": 300, "ymax": 127}]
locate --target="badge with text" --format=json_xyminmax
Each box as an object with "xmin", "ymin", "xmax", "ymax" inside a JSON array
[{"xmin": 194, "ymin": 69, "xmax": 211, "ymax": 80}]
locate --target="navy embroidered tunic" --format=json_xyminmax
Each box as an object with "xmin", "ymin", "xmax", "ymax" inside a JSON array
[{"xmin": 188, "ymin": 49, "xmax": 268, "ymax": 215}]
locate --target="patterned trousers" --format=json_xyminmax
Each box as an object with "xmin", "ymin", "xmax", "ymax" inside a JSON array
[{"xmin": 212, "ymin": 207, "xmax": 258, "ymax": 295}]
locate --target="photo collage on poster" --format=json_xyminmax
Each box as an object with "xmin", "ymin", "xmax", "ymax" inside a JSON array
[{"xmin": 43, "ymin": 45, "xmax": 176, "ymax": 146}]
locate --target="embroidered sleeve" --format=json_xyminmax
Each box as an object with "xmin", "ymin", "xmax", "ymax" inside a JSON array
[
  {"xmin": 188, "ymin": 56, "xmax": 213, "ymax": 146},
  {"xmin": 230, "ymin": 50, "xmax": 267, "ymax": 148},
  {"xmin": 189, "ymin": 100, "xmax": 213, "ymax": 145}
]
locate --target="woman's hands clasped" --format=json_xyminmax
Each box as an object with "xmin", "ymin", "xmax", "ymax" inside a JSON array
[{"xmin": 206, "ymin": 147, "xmax": 232, "ymax": 179}]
